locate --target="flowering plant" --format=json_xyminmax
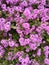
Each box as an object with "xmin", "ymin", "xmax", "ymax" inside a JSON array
[{"xmin": 0, "ymin": 0, "xmax": 49, "ymax": 65}]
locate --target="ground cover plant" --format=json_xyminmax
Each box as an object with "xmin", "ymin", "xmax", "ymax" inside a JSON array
[{"xmin": 0, "ymin": 0, "xmax": 49, "ymax": 65}]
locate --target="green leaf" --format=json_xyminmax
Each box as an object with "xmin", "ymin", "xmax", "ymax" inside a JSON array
[
  {"xmin": 32, "ymin": 4, "xmax": 38, "ymax": 9},
  {"xmin": 46, "ymin": 0, "xmax": 49, "ymax": 4},
  {"xmin": 20, "ymin": 25, "xmax": 23, "ymax": 30},
  {"xmin": 2, "ymin": 12, "xmax": 7, "ymax": 18},
  {"xmin": 46, "ymin": 38, "xmax": 49, "ymax": 42},
  {"xmin": 12, "ymin": 33, "xmax": 19, "ymax": 41},
  {"xmin": 29, "ymin": 19, "xmax": 35, "ymax": 27},
  {"xmin": 8, "ymin": 29, "xmax": 19, "ymax": 41}
]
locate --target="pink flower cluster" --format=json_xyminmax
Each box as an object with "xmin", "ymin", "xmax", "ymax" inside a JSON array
[{"xmin": 0, "ymin": 0, "xmax": 49, "ymax": 65}]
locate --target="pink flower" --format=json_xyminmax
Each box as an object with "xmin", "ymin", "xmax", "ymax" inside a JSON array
[
  {"xmin": 8, "ymin": 40, "xmax": 15, "ymax": 47},
  {"xmin": 22, "ymin": 23, "xmax": 30, "ymax": 29},
  {"xmin": 29, "ymin": 43, "xmax": 37, "ymax": 50},
  {"xmin": 19, "ymin": 37, "xmax": 25, "ymax": 46},
  {"xmin": 44, "ymin": 58, "xmax": 49, "ymax": 65},
  {"xmin": 37, "ymin": 49, "xmax": 41, "ymax": 56},
  {"xmin": 23, "ymin": 8, "xmax": 31, "ymax": 19}
]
